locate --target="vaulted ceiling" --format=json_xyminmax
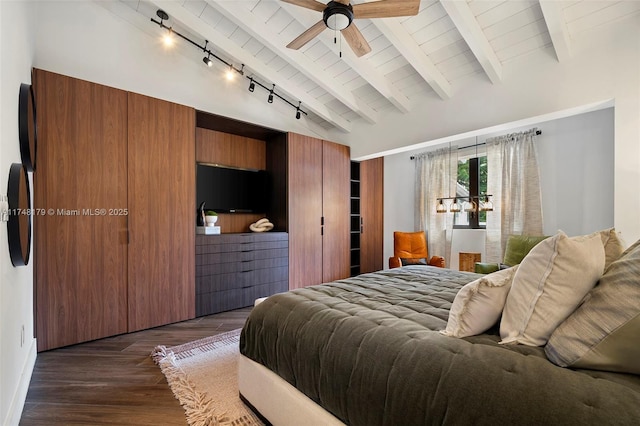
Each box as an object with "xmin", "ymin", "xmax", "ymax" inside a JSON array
[{"xmin": 116, "ymin": 0, "xmax": 640, "ymax": 134}]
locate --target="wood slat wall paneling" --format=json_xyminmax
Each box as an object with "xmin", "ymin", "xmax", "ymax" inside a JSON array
[
  {"xmin": 287, "ymin": 134, "xmax": 323, "ymax": 289},
  {"xmin": 34, "ymin": 69, "xmax": 128, "ymax": 351},
  {"xmin": 127, "ymin": 93, "xmax": 195, "ymax": 332},
  {"xmin": 321, "ymin": 141, "xmax": 351, "ymax": 282},
  {"xmin": 359, "ymin": 157, "xmax": 384, "ymax": 274}
]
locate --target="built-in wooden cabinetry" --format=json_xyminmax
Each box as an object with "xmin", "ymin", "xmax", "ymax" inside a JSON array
[
  {"xmin": 196, "ymin": 233, "xmax": 288, "ymax": 316},
  {"xmin": 359, "ymin": 157, "xmax": 384, "ymax": 273},
  {"xmin": 287, "ymin": 133, "xmax": 350, "ymax": 289},
  {"xmin": 349, "ymin": 158, "xmax": 384, "ymax": 275},
  {"xmin": 34, "ymin": 70, "xmax": 129, "ymax": 351},
  {"xmin": 127, "ymin": 92, "xmax": 195, "ymax": 332},
  {"xmin": 34, "ymin": 70, "xmax": 195, "ymax": 350},
  {"xmin": 32, "ymin": 69, "xmax": 363, "ymax": 350}
]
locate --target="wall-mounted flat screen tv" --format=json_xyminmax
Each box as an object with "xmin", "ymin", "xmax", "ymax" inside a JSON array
[{"xmin": 196, "ymin": 163, "xmax": 269, "ymax": 213}]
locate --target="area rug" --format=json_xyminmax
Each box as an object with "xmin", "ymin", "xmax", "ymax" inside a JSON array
[{"xmin": 151, "ymin": 329, "xmax": 264, "ymax": 426}]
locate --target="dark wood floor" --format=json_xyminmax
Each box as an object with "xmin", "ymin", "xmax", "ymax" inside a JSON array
[{"xmin": 20, "ymin": 308, "xmax": 252, "ymax": 425}]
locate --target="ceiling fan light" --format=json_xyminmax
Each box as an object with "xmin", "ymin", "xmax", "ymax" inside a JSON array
[{"xmin": 323, "ymin": 1, "xmax": 353, "ymax": 31}]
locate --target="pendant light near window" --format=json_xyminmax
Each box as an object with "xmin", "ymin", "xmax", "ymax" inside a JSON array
[{"xmin": 434, "ymin": 138, "xmax": 493, "ymax": 214}]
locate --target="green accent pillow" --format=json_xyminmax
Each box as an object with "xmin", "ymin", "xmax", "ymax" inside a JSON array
[
  {"xmin": 545, "ymin": 238, "xmax": 640, "ymax": 373},
  {"xmin": 502, "ymin": 235, "xmax": 549, "ymax": 267}
]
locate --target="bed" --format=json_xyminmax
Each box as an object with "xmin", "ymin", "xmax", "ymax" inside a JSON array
[{"xmin": 239, "ymin": 265, "xmax": 640, "ymax": 425}]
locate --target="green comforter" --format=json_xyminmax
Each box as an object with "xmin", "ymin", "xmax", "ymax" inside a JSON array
[{"xmin": 240, "ymin": 266, "xmax": 640, "ymax": 425}]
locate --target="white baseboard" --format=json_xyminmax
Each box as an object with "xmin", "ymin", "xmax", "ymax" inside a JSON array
[{"xmin": 4, "ymin": 338, "xmax": 37, "ymax": 426}]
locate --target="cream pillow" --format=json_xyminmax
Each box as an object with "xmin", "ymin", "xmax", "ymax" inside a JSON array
[
  {"xmin": 441, "ymin": 266, "xmax": 518, "ymax": 338},
  {"xmin": 500, "ymin": 231, "xmax": 605, "ymax": 346}
]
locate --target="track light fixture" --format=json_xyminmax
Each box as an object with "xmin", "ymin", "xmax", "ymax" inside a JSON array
[
  {"xmin": 150, "ymin": 9, "xmax": 307, "ymax": 120},
  {"xmin": 268, "ymin": 84, "xmax": 275, "ymax": 103}
]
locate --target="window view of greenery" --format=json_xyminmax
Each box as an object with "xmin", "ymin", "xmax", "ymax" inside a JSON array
[{"xmin": 455, "ymin": 156, "xmax": 488, "ymax": 228}]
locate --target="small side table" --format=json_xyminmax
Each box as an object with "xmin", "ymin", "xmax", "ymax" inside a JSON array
[{"xmin": 459, "ymin": 252, "xmax": 481, "ymax": 272}]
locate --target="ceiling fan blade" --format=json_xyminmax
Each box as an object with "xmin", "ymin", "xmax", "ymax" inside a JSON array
[
  {"xmin": 287, "ymin": 20, "xmax": 327, "ymax": 50},
  {"xmin": 334, "ymin": 0, "xmax": 350, "ymax": 4},
  {"xmin": 280, "ymin": 0, "xmax": 327, "ymax": 13},
  {"xmin": 353, "ymin": 0, "xmax": 420, "ymax": 19},
  {"xmin": 341, "ymin": 23, "xmax": 371, "ymax": 57}
]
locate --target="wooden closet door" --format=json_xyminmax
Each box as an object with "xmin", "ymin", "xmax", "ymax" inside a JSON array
[
  {"xmin": 322, "ymin": 141, "xmax": 351, "ymax": 282},
  {"xmin": 127, "ymin": 93, "xmax": 195, "ymax": 331},
  {"xmin": 34, "ymin": 70, "xmax": 128, "ymax": 351},
  {"xmin": 287, "ymin": 133, "xmax": 323, "ymax": 289},
  {"xmin": 360, "ymin": 157, "xmax": 384, "ymax": 273}
]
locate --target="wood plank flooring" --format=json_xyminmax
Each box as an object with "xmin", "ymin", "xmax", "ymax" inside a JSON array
[{"xmin": 20, "ymin": 308, "xmax": 252, "ymax": 425}]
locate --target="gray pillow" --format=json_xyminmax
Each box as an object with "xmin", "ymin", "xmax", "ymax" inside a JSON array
[{"xmin": 545, "ymin": 238, "xmax": 640, "ymax": 374}]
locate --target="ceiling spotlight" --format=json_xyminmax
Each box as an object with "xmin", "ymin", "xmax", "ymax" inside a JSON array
[
  {"xmin": 268, "ymin": 84, "xmax": 275, "ymax": 103},
  {"xmin": 295, "ymin": 101, "xmax": 302, "ymax": 119},
  {"xmin": 163, "ymin": 30, "xmax": 174, "ymax": 47},
  {"xmin": 203, "ymin": 55, "xmax": 213, "ymax": 67},
  {"xmin": 226, "ymin": 66, "xmax": 235, "ymax": 81},
  {"xmin": 248, "ymin": 78, "xmax": 255, "ymax": 92}
]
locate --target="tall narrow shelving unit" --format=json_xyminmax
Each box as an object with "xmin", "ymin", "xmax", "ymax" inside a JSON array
[{"xmin": 350, "ymin": 161, "xmax": 361, "ymax": 276}]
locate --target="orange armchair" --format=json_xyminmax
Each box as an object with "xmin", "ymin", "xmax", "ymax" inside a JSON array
[{"xmin": 389, "ymin": 231, "xmax": 446, "ymax": 269}]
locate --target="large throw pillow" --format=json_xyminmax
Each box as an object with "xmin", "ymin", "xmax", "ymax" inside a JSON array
[
  {"xmin": 545, "ymin": 238, "xmax": 640, "ymax": 374},
  {"xmin": 500, "ymin": 231, "xmax": 605, "ymax": 346},
  {"xmin": 440, "ymin": 266, "xmax": 518, "ymax": 338}
]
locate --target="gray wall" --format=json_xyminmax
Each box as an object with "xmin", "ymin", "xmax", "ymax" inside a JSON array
[{"xmin": 383, "ymin": 107, "xmax": 615, "ymax": 268}]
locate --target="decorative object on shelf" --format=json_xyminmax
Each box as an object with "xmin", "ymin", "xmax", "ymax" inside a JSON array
[
  {"xmin": 196, "ymin": 226, "xmax": 220, "ymax": 235},
  {"xmin": 204, "ymin": 210, "xmax": 218, "ymax": 226},
  {"xmin": 150, "ymin": 9, "xmax": 307, "ymax": 121},
  {"xmin": 7, "ymin": 163, "xmax": 31, "ymax": 266},
  {"xmin": 18, "ymin": 83, "xmax": 37, "ymax": 172},
  {"xmin": 197, "ymin": 201, "xmax": 206, "ymax": 227},
  {"xmin": 250, "ymin": 218, "xmax": 274, "ymax": 233}
]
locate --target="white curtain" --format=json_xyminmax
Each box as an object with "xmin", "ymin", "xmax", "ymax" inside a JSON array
[
  {"xmin": 486, "ymin": 129, "xmax": 544, "ymax": 262},
  {"xmin": 415, "ymin": 146, "xmax": 458, "ymax": 265}
]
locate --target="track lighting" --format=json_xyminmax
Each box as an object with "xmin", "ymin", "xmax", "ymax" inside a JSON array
[
  {"xmin": 268, "ymin": 84, "xmax": 275, "ymax": 103},
  {"xmin": 150, "ymin": 9, "xmax": 307, "ymax": 119}
]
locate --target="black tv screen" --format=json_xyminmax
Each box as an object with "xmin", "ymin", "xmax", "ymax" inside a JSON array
[{"xmin": 196, "ymin": 164, "xmax": 269, "ymax": 213}]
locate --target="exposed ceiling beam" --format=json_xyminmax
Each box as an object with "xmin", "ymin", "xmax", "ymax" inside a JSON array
[
  {"xmin": 151, "ymin": 0, "xmax": 352, "ymax": 132},
  {"xmin": 208, "ymin": 0, "xmax": 379, "ymax": 124},
  {"xmin": 279, "ymin": 1, "xmax": 412, "ymax": 113},
  {"xmin": 440, "ymin": 0, "xmax": 502, "ymax": 84},
  {"xmin": 371, "ymin": 19, "xmax": 452, "ymax": 99},
  {"xmin": 539, "ymin": 0, "xmax": 572, "ymax": 62}
]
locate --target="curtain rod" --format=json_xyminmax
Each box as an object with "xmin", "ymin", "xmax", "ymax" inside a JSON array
[{"xmin": 410, "ymin": 129, "xmax": 542, "ymax": 160}]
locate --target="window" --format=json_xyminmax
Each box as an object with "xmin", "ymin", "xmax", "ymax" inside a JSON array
[{"xmin": 454, "ymin": 155, "xmax": 488, "ymax": 229}]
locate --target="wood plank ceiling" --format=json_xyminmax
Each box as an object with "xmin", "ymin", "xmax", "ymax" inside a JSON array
[{"xmin": 115, "ymin": 0, "xmax": 640, "ymax": 133}]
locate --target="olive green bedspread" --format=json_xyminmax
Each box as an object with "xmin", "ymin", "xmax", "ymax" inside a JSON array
[{"xmin": 240, "ymin": 266, "xmax": 640, "ymax": 425}]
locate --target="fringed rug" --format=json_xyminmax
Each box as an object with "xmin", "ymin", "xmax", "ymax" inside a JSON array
[{"xmin": 151, "ymin": 329, "xmax": 264, "ymax": 426}]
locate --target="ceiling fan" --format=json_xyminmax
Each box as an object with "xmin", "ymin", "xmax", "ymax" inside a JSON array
[{"xmin": 282, "ymin": 0, "xmax": 420, "ymax": 57}]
